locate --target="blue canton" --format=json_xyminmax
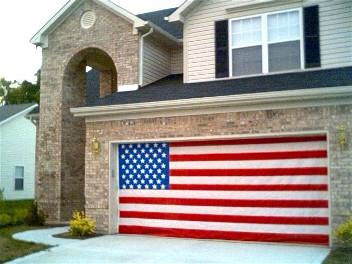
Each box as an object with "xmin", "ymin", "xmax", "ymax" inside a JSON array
[{"xmin": 119, "ymin": 143, "xmax": 169, "ymax": 190}]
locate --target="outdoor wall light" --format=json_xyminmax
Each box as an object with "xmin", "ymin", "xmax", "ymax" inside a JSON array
[
  {"xmin": 90, "ymin": 136, "xmax": 101, "ymax": 155},
  {"xmin": 337, "ymin": 123, "xmax": 348, "ymax": 151}
]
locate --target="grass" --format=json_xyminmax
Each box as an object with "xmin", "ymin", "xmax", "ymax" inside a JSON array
[
  {"xmin": 0, "ymin": 225, "xmax": 49, "ymax": 263},
  {"xmin": 323, "ymin": 249, "xmax": 352, "ymax": 264}
]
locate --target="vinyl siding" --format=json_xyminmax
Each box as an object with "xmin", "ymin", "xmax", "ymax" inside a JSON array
[
  {"xmin": 143, "ymin": 37, "xmax": 171, "ymax": 86},
  {"xmin": 184, "ymin": 0, "xmax": 352, "ymax": 82},
  {"xmin": 171, "ymin": 47, "xmax": 184, "ymax": 74},
  {"xmin": 0, "ymin": 113, "xmax": 36, "ymax": 200}
]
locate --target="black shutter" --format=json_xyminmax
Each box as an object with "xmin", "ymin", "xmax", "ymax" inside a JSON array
[
  {"xmin": 304, "ymin": 5, "xmax": 321, "ymax": 68},
  {"xmin": 215, "ymin": 20, "xmax": 229, "ymax": 78}
]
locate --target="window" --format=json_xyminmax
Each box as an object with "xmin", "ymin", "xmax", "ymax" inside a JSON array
[
  {"xmin": 231, "ymin": 17, "xmax": 262, "ymax": 76},
  {"xmin": 15, "ymin": 166, "xmax": 24, "ymax": 191},
  {"xmin": 230, "ymin": 9, "xmax": 303, "ymax": 77}
]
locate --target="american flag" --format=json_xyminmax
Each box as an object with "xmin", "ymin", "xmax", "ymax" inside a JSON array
[{"xmin": 118, "ymin": 136, "xmax": 329, "ymax": 245}]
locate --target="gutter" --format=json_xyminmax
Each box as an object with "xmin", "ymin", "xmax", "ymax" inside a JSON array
[
  {"xmin": 71, "ymin": 86, "xmax": 352, "ymax": 119},
  {"xmin": 139, "ymin": 27, "xmax": 154, "ymax": 86},
  {"xmin": 0, "ymin": 104, "xmax": 38, "ymax": 126}
]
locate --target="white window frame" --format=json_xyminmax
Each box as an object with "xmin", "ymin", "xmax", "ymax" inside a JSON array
[
  {"xmin": 14, "ymin": 166, "xmax": 24, "ymax": 191},
  {"xmin": 229, "ymin": 8, "xmax": 305, "ymax": 78}
]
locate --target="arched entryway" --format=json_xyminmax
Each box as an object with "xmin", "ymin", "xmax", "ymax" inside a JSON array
[{"xmin": 60, "ymin": 47, "xmax": 117, "ymax": 221}]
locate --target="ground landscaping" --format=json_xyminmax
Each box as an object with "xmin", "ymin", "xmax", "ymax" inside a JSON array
[{"xmin": 0, "ymin": 200, "xmax": 48, "ymax": 262}]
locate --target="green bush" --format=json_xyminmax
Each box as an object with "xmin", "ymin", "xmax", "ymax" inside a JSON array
[
  {"xmin": 69, "ymin": 211, "xmax": 96, "ymax": 237},
  {"xmin": 0, "ymin": 188, "xmax": 4, "ymax": 201},
  {"xmin": 11, "ymin": 209, "xmax": 28, "ymax": 225},
  {"xmin": 0, "ymin": 213, "xmax": 11, "ymax": 227},
  {"xmin": 24, "ymin": 202, "xmax": 46, "ymax": 226},
  {"xmin": 335, "ymin": 217, "xmax": 352, "ymax": 247}
]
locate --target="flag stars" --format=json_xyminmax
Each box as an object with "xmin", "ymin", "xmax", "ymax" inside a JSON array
[{"xmin": 119, "ymin": 142, "xmax": 169, "ymax": 190}]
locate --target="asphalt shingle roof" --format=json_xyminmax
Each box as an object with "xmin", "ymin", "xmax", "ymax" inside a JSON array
[
  {"xmin": 86, "ymin": 66, "xmax": 352, "ymax": 107},
  {"xmin": 0, "ymin": 104, "xmax": 36, "ymax": 123},
  {"xmin": 138, "ymin": 8, "xmax": 183, "ymax": 39}
]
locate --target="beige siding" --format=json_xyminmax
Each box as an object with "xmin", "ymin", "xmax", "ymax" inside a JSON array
[
  {"xmin": 143, "ymin": 37, "xmax": 171, "ymax": 86},
  {"xmin": 184, "ymin": 0, "xmax": 352, "ymax": 83},
  {"xmin": 171, "ymin": 47, "xmax": 184, "ymax": 74}
]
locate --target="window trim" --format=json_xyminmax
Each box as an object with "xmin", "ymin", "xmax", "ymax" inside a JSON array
[
  {"xmin": 14, "ymin": 166, "xmax": 24, "ymax": 191},
  {"xmin": 229, "ymin": 8, "xmax": 305, "ymax": 77}
]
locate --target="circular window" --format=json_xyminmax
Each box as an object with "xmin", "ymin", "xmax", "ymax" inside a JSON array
[{"xmin": 81, "ymin": 11, "xmax": 96, "ymax": 29}]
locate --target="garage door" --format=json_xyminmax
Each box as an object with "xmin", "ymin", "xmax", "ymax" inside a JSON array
[{"xmin": 117, "ymin": 135, "xmax": 329, "ymax": 246}]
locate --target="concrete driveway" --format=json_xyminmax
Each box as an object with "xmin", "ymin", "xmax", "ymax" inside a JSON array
[{"xmin": 9, "ymin": 228, "xmax": 330, "ymax": 264}]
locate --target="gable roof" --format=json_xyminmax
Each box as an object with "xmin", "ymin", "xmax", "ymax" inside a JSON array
[
  {"xmin": 0, "ymin": 104, "xmax": 38, "ymax": 126},
  {"xmin": 168, "ymin": 0, "xmax": 202, "ymax": 22},
  {"xmin": 31, "ymin": 0, "xmax": 184, "ymax": 48},
  {"xmin": 138, "ymin": 8, "xmax": 183, "ymax": 39},
  {"xmin": 31, "ymin": 0, "xmax": 146, "ymax": 48}
]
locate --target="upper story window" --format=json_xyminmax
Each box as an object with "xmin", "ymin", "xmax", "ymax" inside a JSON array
[
  {"xmin": 230, "ymin": 9, "xmax": 303, "ymax": 77},
  {"xmin": 14, "ymin": 166, "xmax": 24, "ymax": 191}
]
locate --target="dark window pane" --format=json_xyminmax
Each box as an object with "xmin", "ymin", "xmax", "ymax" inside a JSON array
[
  {"xmin": 269, "ymin": 40, "xmax": 301, "ymax": 72},
  {"xmin": 232, "ymin": 46, "xmax": 262, "ymax": 77},
  {"xmin": 15, "ymin": 179, "xmax": 24, "ymax": 191}
]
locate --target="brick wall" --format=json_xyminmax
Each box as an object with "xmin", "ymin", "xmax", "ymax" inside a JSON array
[
  {"xmin": 85, "ymin": 105, "xmax": 352, "ymax": 245},
  {"xmin": 37, "ymin": 0, "xmax": 139, "ymax": 223}
]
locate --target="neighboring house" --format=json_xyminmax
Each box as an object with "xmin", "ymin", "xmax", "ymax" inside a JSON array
[
  {"xmin": 31, "ymin": 0, "xmax": 352, "ymax": 247},
  {"xmin": 0, "ymin": 104, "xmax": 38, "ymax": 200}
]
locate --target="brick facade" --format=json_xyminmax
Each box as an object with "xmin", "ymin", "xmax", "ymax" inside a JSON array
[
  {"xmin": 36, "ymin": 0, "xmax": 351, "ymax": 247},
  {"xmin": 85, "ymin": 105, "xmax": 352, "ymax": 242},
  {"xmin": 37, "ymin": 0, "xmax": 139, "ymax": 223}
]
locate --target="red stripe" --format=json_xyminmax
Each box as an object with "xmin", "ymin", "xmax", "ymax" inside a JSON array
[
  {"xmin": 170, "ymin": 150, "xmax": 327, "ymax": 162},
  {"xmin": 119, "ymin": 197, "xmax": 328, "ymax": 208},
  {"xmin": 170, "ymin": 184, "xmax": 328, "ymax": 191},
  {"xmin": 119, "ymin": 225, "xmax": 329, "ymax": 245},
  {"xmin": 170, "ymin": 167, "xmax": 327, "ymax": 177},
  {"xmin": 170, "ymin": 136, "xmax": 327, "ymax": 147},
  {"xmin": 120, "ymin": 211, "xmax": 329, "ymax": 225}
]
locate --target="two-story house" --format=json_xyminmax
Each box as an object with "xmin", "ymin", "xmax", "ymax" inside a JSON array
[{"xmin": 31, "ymin": 0, "xmax": 352, "ymax": 246}]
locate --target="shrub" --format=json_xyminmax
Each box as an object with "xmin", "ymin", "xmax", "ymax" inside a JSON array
[
  {"xmin": 24, "ymin": 202, "xmax": 47, "ymax": 226},
  {"xmin": 0, "ymin": 188, "xmax": 4, "ymax": 201},
  {"xmin": 0, "ymin": 213, "xmax": 11, "ymax": 227},
  {"xmin": 69, "ymin": 211, "xmax": 96, "ymax": 237},
  {"xmin": 335, "ymin": 217, "xmax": 352, "ymax": 247},
  {"xmin": 11, "ymin": 209, "xmax": 28, "ymax": 225}
]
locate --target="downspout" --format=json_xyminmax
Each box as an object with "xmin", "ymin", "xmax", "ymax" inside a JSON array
[{"xmin": 139, "ymin": 27, "xmax": 154, "ymax": 87}]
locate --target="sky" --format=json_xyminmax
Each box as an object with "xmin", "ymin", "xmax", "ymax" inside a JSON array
[{"xmin": 0, "ymin": 0, "xmax": 184, "ymax": 83}]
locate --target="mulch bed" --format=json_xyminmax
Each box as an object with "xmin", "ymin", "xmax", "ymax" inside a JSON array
[{"xmin": 53, "ymin": 232, "xmax": 103, "ymax": 240}]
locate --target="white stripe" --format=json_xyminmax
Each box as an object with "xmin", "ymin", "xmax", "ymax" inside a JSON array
[
  {"xmin": 170, "ymin": 141, "xmax": 327, "ymax": 155},
  {"xmin": 119, "ymin": 190, "xmax": 328, "ymax": 200},
  {"xmin": 170, "ymin": 159, "xmax": 327, "ymax": 170},
  {"xmin": 119, "ymin": 218, "xmax": 329, "ymax": 235},
  {"xmin": 170, "ymin": 176, "xmax": 328, "ymax": 185},
  {"xmin": 119, "ymin": 204, "xmax": 329, "ymax": 217}
]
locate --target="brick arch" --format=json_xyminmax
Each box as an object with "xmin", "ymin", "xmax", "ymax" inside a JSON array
[{"xmin": 58, "ymin": 47, "xmax": 117, "ymax": 221}]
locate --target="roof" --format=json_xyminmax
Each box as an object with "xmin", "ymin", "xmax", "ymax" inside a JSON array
[
  {"xmin": 31, "ymin": 0, "xmax": 183, "ymax": 48},
  {"xmin": 138, "ymin": 8, "xmax": 183, "ymax": 39},
  {"xmin": 0, "ymin": 104, "xmax": 38, "ymax": 125},
  {"xmin": 168, "ymin": 0, "xmax": 201, "ymax": 22},
  {"xmin": 86, "ymin": 67, "xmax": 352, "ymax": 107}
]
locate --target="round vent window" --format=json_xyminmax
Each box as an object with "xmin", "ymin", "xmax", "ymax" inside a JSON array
[{"xmin": 81, "ymin": 11, "xmax": 96, "ymax": 29}]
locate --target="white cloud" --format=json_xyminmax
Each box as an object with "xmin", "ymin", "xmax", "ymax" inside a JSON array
[{"xmin": 0, "ymin": 0, "xmax": 184, "ymax": 82}]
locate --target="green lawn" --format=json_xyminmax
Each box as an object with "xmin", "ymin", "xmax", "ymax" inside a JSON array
[
  {"xmin": 0, "ymin": 225, "xmax": 49, "ymax": 263},
  {"xmin": 323, "ymin": 249, "xmax": 352, "ymax": 264},
  {"xmin": 0, "ymin": 200, "xmax": 49, "ymax": 262}
]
